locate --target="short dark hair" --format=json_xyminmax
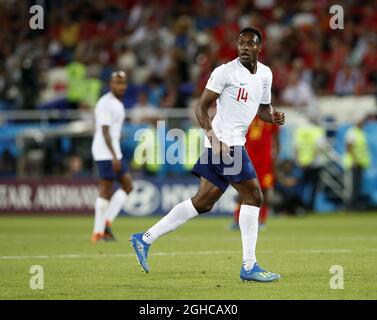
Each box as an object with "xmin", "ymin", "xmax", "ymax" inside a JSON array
[{"xmin": 239, "ymin": 27, "xmax": 263, "ymax": 43}]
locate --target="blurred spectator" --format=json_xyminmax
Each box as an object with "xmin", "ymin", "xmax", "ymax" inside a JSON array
[
  {"xmin": 343, "ymin": 114, "xmax": 371, "ymax": 210},
  {"xmin": 147, "ymin": 76, "xmax": 165, "ymax": 107},
  {"xmin": 160, "ymin": 82, "xmax": 180, "ymax": 109},
  {"xmin": 273, "ymin": 159, "xmax": 305, "ymax": 216},
  {"xmin": 65, "ymin": 53, "xmax": 87, "ymax": 108},
  {"xmin": 0, "ymin": 68, "xmax": 9, "ymax": 110},
  {"xmin": 334, "ymin": 63, "xmax": 364, "ymax": 96},
  {"xmin": 65, "ymin": 154, "xmax": 89, "ymax": 178},
  {"xmin": 281, "ymin": 70, "xmax": 317, "ymax": 118},
  {"xmin": 311, "ymin": 56, "xmax": 331, "ymax": 95},
  {"xmin": 294, "ymin": 121, "xmax": 326, "ymax": 211},
  {"xmin": 129, "ymin": 16, "xmax": 173, "ymax": 64},
  {"xmin": 130, "ymin": 91, "xmax": 159, "ymax": 125},
  {"xmin": 0, "ymin": 149, "xmax": 17, "ymax": 177},
  {"xmin": 20, "ymin": 57, "xmax": 39, "ymax": 109},
  {"xmin": 360, "ymin": 37, "xmax": 377, "ymax": 95},
  {"xmin": 117, "ymin": 44, "xmax": 137, "ymax": 75},
  {"xmin": 148, "ymin": 46, "xmax": 171, "ymax": 80}
]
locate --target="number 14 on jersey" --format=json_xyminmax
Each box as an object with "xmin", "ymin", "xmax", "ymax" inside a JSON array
[{"xmin": 236, "ymin": 88, "xmax": 248, "ymax": 102}]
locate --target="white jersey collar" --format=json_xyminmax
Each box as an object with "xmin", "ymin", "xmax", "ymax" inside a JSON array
[{"xmin": 237, "ymin": 58, "xmax": 259, "ymax": 74}]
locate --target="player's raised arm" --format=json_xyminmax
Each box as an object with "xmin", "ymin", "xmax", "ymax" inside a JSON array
[{"xmin": 258, "ymin": 103, "xmax": 285, "ymax": 126}]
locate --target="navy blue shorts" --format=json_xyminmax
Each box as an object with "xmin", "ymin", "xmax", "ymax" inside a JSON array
[
  {"xmin": 95, "ymin": 159, "xmax": 128, "ymax": 180},
  {"xmin": 192, "ymin": 146, "xmax": 257, "ymax": 192}
]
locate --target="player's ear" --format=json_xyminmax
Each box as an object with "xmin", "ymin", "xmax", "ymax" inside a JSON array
[{"xmin": 257, "ymin": 43, "xmax": 263, "ymax": 53}]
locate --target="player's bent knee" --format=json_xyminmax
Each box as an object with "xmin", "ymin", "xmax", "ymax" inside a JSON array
[
  {"xmin": 122, "ymin": 185, "xmax": 133, "ymax": 194},
  {"xmin": 254, "ymin": 191, "xmax": 264, "ymax": 207},
  {"xmin": 198, "ymin": 203, "xmax": 215, "ymax": 214},
  {"xmin": 100, "ymin": 194, "xmax": 112, "ymax": 200},
  {"xmin": 243, "ymin": 190, "xmax": 263, "ymax": 207},
  {"xmin": 99, "ymin": 189, "xmax": 112, "ymax": 200},
  {"xmin": 191, "ymin": 198, "xmax": 215, "ymax": 214}
]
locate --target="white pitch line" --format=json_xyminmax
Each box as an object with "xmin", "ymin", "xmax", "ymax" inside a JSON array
[
  {"xmin": 0, "ymin": 251, "xmax": 238, "ymax": 260},
  {"xmin": 1, "ymin": 248, "xmax": 377, "ymax": 260}
]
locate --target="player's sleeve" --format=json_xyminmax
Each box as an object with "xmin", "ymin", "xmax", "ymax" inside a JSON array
[
  {"xmin": 205, "ymin": 65, "xmax": 228, "ymax": 94},
  {"xmin": 96, "ymin": 102, "xmax": 112, "ymax": 126},
  {"xmin": 261, "ymin": 68, "xmax": 273, "ymax": 104}
]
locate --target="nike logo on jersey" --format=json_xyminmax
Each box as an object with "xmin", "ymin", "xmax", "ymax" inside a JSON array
[{"xmin": 240, "ymin": 82, "xmax": 247, "ymax": 86}]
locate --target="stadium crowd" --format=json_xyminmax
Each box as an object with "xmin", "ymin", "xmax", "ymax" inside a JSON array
[{"xmin": 0, "ymin": 0, "xmax": 376, "ymax": 113}]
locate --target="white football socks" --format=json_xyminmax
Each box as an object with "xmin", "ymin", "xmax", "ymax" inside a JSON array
[
  {"xmin": 94, "ymin": 197, "xmax": 109, "ymax": 234},
  {"xmin": 239, "ymin": 204, "xmax": 259, "ymax": 271},
  {"xmin": 142, "ymin": 199, "xmax": 199, "ymax": 244},
  {"xmin": 105, "ymin": 189, "xmax": 128, "ymax": 224}
]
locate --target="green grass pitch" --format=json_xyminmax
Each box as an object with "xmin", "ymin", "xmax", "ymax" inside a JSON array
[{"xmin": 0, "ymin": 213, "xmax": 376, "ymax": 300}]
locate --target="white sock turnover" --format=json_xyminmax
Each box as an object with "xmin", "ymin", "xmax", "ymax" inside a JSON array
[
  {"xmin": 142, "ymin": 199, "xmax": 199, "ymax": 244},
  {"xmin": 239, "ymin": 204, "xmax": 259, "ymax": 271}
]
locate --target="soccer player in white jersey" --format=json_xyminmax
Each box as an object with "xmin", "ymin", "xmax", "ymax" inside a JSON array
[
  {"xmin": 91, "ymin": 71, "xmax": 133, "ymax": 243},
  {"xmin": 130, "ymin": 27, "xmax": 285, "ymax": 282}
]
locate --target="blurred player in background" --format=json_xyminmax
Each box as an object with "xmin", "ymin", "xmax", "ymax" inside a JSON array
[
  {"xmin": 91, "ymin": 71, "xmax": 133, "ymax": 243},
  {"xmin": 130, "ymin": 27, "xmax": 285, "ymax": 282},
  {"xmin": 231, "ymin": 116, "xmax": 279, "ymax": 230}
]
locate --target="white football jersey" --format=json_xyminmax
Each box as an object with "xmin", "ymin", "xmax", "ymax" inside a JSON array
[
  {"xmin": 91, "ymin": 92, "xmax": 126, "ymax": 161},
  {"xmin": 204, "ymin": 58, "xmax": 272, "ymax": 147}
]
